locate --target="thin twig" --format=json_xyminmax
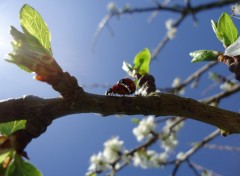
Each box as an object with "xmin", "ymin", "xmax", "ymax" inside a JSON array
[
  {"xmin": 189, "ymin": 161, "xmax": 223, "ymax": 176},
  {"xmin": 93, "ymin": 14, "xmax": 113, "ymax": 52},
  {"xmin": 172, "ymin": 129, "xmax": 220, "ymax": 176},
  {"xmin": 186, "ymin": 159, "xmax": 201, "ymax": 176},
  {"xmin": 200, "ymin": 84, "xmax": 240, "ymax": 104},
  {"xmin": 204, "ymin": 144, "xmax": 240, "ymax": 152},
  {"xmin": 95, "ymin": 1, "xmax": 239, "ymax": 56},
  {"xmin": 151, "ymin": 14, "xmax": 186, "ymax": 60},
  {"xmin": 164, "ymin": 61, "xmax": 218, "ymax": 92}
]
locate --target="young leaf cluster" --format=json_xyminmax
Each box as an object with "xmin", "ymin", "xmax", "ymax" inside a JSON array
[
  {"xmin": 122, "ymin": 48, "xmax": 151, "ymax": 77},
  {"xmin": 211, "ymin": 12, "xmax": 238, "ymax": 47},
  {"xmin": 190, "ymin": 12, "xmax": 238, "ymax": 63}
]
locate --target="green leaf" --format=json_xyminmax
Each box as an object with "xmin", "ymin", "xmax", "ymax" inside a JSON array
[
  {"xmin": 133, "ymin": 48, "xmax": 151, "ymax": 75},
  {"xmin": 211, "ymin": 20, "xmax": 218, "ymax": 36},
  {"xmin": 190, "ymin": 50, "xmax": 221, "ymax": 63},
  {"xmin": 211, "ymin": 12, "xmax": 238, "ymax": 47},
  {"xmin": 131, "ymin": 118, "xmax": 140, "ymax": 125},
  {"xmin": 20, "ymin": 4, "xmax": 51, "ymax": 54},
  {"xmin": 6, "ymin": 26, "xmax": 52, "ymax": 73},
  {"xmin": 0, "ymin": 120, "xmax": 26, "ymax": 136},
  {"xmin": 5, "ymin": 154, "xmax": 42, "ymax": 176},
  {"xmin": 0, "ymin": 151, "xmax": 11, "ymax": 164}
]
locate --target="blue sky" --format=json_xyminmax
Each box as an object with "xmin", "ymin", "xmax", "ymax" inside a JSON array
[{"xmin": 0, "ymin": 0, "xmax": 239, "ymax": 176}]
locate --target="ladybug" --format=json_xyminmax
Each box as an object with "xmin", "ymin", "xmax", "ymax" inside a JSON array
[
  {"xmin": 118, "ymin": 78, "xmax": 136, "ymax": 94},
  {"xmin": 105, "ymin": 78, "xmax": 136, "ymax": 96}
]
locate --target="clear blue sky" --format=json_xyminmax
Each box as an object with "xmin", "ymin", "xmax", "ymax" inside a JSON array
[{"xmin": 0, "ymin": 0, "xmax": 239, "ymax": 176}]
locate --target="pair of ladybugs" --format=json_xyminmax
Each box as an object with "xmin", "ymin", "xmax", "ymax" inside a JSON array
[{"xmin": 105, "ymin": 78, "xmax": 136, "ymax": 96}]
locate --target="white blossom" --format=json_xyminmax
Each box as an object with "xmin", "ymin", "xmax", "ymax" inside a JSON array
[
  {"xmin": 176, "ymin": 152, "xmax": 185, "ymax": 160},
  {"xmin": 132, "ymin": 150, "xmax": 168, "ymax": 169},
  {"xmin": 161, "ymin": 134, "xmax": 178, "ymax": 152},
  {"xmin": 161, "ymin": 117, "xmax": 184, "ymax": 152},
  {"xmin": 133, "ymin": 116, "xmax": 156, "ymax": 142},
  {"xmin": 220, "ymin": 82, "xmax": 234, "ymax": 91},
  {"xmin": 172, "ymin": 77, "xmax": 180, "ymax": 87},
  {"xmin": 165, "ymin": 117, "xmax": 184, "ymax": 132},
  {"xmin": 107, "ymin": 2, "xmax": 119, "ymax": 14},
  {"xmin": 165, "ymin": 19, "xmax": 177, "ymax": 39},
  {"xmin": 167, "ymin": 28, "xmax": 177, "ymax": 39},
  {"xmin": 87, "ymin": 152, "xmax": 110, "ymax": 173},
  {"xmin": 103, "ymin": 137, "xmax": 124, "ymax": 163},
  {"xmin": 224, "ymin": 36, "xmax": 240, "ymax": 57},
  {"xmin": 172, "ymin": 77, "xmax": 185, "ymax": 95},
  {"xmin": 165, "ymin": 19, "xmax": 175, "ymax": 30},
  {"xmin": 232, "ymin": 4, "xmax": 240, "ymax": 16}
]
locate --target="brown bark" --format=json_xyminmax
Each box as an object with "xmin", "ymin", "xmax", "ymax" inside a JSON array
[{"xmin": 0, "ymin": 91, "xmax": 240, "ymax": 136}]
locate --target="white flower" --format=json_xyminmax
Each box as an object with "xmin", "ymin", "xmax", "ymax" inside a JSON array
[
  {"xmin": 232, "ymin": 4, "xmax": 240, "ymax": 16},
  {"xmin": 165, "ymin": 19, "xmax": 177, "ymax": 39},
  {"xmin": 104, "ymin": 136, "xmax": 124, "ymax": 151},
  {"xmin": 224, "ymin": 36, "xmax": 240, "ymax": 57},
  {"xmin": 161, "ymin": 117, "xmax": 184, "ymax": 152},
  {"xmin": 88, "ymin": 152, "xmax": 110, "ymax": 172},
  {"xmin": 132, "ymin": 150, "xmax": 168, "ymax": 169},
  {"xmin": 220, "ymin": 82, "xmax": 233, "ymax": 91},
  {"xmin": 176, "ymin": 152, "xmax": 185, "ymax": 160},
  {"xmin": 103, "ymin": 137, "xmax": 124, "ymax": 163},
  {"xmin": 172, "ymin": 77, "xmax": 181, "ymax": 87},
  {"xmin": 165, "ymin": 117, "xmax": 184, "ymax": 132},
  {"xmin": 161, "ymin": 134, "xmax": 178, "ymax": 152},
  {"xmin": 133, "ymin": 116, "xmax": 156, "ymax": 142},
  {"xmin": 158, "ymin": 152, "xmax": 168, "ymax": 163},
  {"xmin": 107, "ymin": 2, "xmax": 119, "ymax": 14},
  {"xmin": 165, "ymin": 19, "xmax": 175, "ymax": 30},
  {"xmin": 171, "ymin": 77, "xmax": 184, "ymax": 95},
  {"xmin": 122, "ymin": 150, "xmax": 132, "ymax": 164},
  {"xmin": 167, "ymin": 28, "xmax": 177, "ymax": 39}
]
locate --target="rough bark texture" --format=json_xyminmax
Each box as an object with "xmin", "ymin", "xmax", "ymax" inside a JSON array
[{"xmin": 0, "ymin": 92, "xmax": 240, "ymax": 135}]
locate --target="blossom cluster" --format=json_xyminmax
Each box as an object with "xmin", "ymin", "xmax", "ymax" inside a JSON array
[
  {"xmin": 86, "ymin": 116, "xmax": 184, "ymax": 175},
  {"xmin": 161, "ymin": 117, "xmax": 184, "ymax": 152},
  {"xmin": 132, "ymin": 150, "xmax": 168, "ymax": 169},
  {"xmin": 132, "ymin": 116, "xmax": 156, "ymax": 142},
  {"xmin": 86, "ymin": 137, "xmax": 124, "ymax": 175}
]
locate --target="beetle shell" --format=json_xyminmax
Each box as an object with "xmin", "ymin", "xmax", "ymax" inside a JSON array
[
  {"xmin": 105, "ymin": 78, "xmax": 136, "ymax": 96},
  {"xmin": 118, "ymin": 78, "xmax": 136, "ymax": 94}
]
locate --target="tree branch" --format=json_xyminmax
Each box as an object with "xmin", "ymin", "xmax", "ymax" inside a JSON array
[{"xmin": 1, "ymin": 91, "xmax": 240, "ymax": 135}]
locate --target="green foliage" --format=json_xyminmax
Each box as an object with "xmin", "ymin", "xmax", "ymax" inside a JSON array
[
  {"xmin": 211, "ymin": 12, "xmax": 238, "ymax": 47},
  {"xmin": 131, "ymin": 118, "xmax": 140, "ymax": 125},
  {"xmin": 20, "ymin": 4, "xmax": 52, "ymax": 54},
  {"xmin": 7, "ymin": 25, "xmax": 52, "ymax": 73},
  {"xmin": 0, "ymin": 120, "xmax": 26, "ymax": 136},
  {"xmin": 0, "ymin": 152, "xmax": 11, "ymax": 164},
  {"xmin": 190, "ymin": 50, "xmax": 221, "ymax": 63},
  {"xmin": 5, "ymin": 154, "xmax": 42, "ymax": 176},
  {"xmin": 6, "ymin": 4, "xmax": 53, "ymax": 74},
  {"xmin": 134, "ymin": 48, "xmax": 151, "ymax": 75}
]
